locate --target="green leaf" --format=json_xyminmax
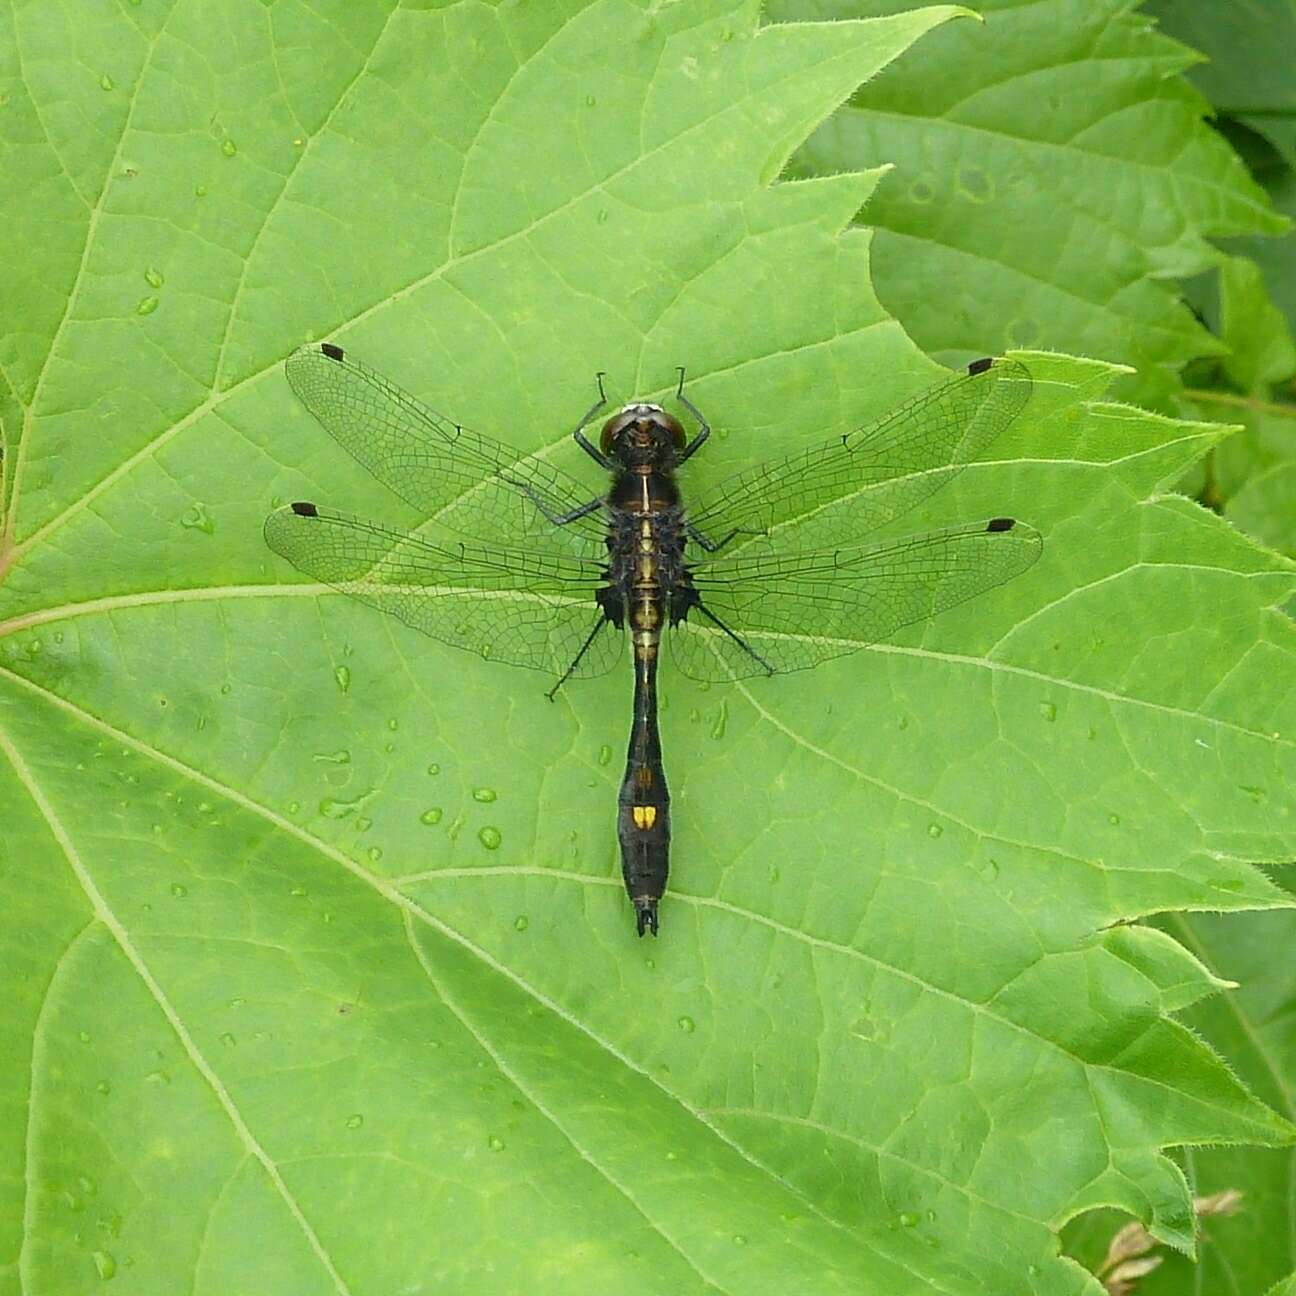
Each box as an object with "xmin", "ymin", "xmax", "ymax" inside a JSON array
[
  {"xmin": 2, "ymin": 4, "xmax": 1294, "ymax": 1294},
  {"xmin": 1142, "ymin": 0, "xmax": 1296, "ymax": 168},
  {"xmin": 1064, "ymin": 892, "xmax": 1296, "ymax": 1294},
  {"xmin": 769, "ymin": 0, "xmax": 1287, "ymax": 406},
  {"xmin": 1219, "ymin": 255, "xmax": 1296, "ymax": 394}
]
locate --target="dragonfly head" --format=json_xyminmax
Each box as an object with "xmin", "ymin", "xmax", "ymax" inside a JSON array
[{"xmin": 600, "ymin": 403, "xmax": 686, "ymax": 467}]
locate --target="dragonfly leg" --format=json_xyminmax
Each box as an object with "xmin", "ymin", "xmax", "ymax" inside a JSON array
[
  {"xmin": 674, "ymin": 367, "xmax": 711, "ymax": 464},
  {"xmin": 695, "ymin": 602, "xmax": 777, "ymax": 675},
  {"xmin": 685, "ymin": 521, "xmax": 764, "ymax": 552},
  {"xmin": 523, "ymin": 489, "xmax": 604, "ymax": 527},
  {"xmin": 572, "ymin": 372, "xmax": 616, "ymax": 468},
  {"xmin": 546, "ymin": 616, "xmax": 609, "ymax": 701}
]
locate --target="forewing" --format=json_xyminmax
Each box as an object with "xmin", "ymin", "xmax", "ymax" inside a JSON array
[
  {"xmin": 265, "ymin": 503, "xmax": 621, "ymax": 680},
  {"xmin": 686, "ymin": 358, "xmax": 1031, "ymax": 554},
  {"xmin": 671, "ymin": 519, "xmax": 1042, "ymax": 681},
  {"xmin": 285, "ymin": 343, "xmax": 606, "ymax": 552}
]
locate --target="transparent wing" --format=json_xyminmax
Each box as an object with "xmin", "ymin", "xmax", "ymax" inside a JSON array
[
  {"xmin": 265, "ymin": 503, "xmax": 622, "ymax": 680},
  {"xmin": 686, "ymin": 358, "xmax": 1031, "ymax": 554},
  {"xmin": 285, "ymin": 343, "xmax": 607, "ymax": 554},
  {"xmin": 671, "ymin": 518, "xmax": 1042, "ymax": 681}
]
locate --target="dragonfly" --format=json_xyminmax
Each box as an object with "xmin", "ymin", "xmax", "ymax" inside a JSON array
[{"xmin": 265, "ymin": 343, "xmax": 1041, "ymax": 936}]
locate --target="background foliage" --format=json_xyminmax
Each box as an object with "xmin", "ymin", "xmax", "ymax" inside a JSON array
[{"xmin": 1, "ymin": 2, "xmax": 1293, "ymax": 1294}]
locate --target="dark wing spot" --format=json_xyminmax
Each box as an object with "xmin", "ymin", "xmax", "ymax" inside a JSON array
[
  {"xmin": 967, "ymin": 356, "xmax": 994, "ymax": 376},
  {"xmin": 986, "ymin": 516, "xmax": 1015, "ymax": 532},
  {"xmin": 291, "ymin": 501, "xmax": 320, "ymax": 517},
  {"xmin": 320, "ymin": 342, "xmax": 345, "ymax": 362}
]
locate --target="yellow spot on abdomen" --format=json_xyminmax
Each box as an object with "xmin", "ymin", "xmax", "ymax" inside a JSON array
[{"xmin": 632, "ymin": 805, "xmax": 658, "ymax": 830}]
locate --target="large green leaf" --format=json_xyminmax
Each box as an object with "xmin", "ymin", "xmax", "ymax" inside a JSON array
[
  {"xmin": 1142, "ymin": 0, "xmax": 1296, "ymax": 169},
  {"xmin": 769, "ymin": 0, "xmax": 1287, "ymax": 406},
  {"xmin": 1064, "ymin": 891, "xmax": 1296, "ymax": 1295},
  {"xmin": 2, "ymin": 3, "xmax": 1294, "ymax": 1294}
]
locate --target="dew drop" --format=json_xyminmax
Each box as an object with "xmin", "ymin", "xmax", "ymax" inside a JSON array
[
  {"xmin": 333, "ymin": 665, "xmax": 351, "ymax": 693},
  {"xmin": 513, "ymin": 915, "xmax": 529, "ymax": 932},
  {"xmin": 927, "ymin": 823, "xmax": 943, "ymax": 838},
  {"xmin": 169, "ymin": 883, "xmax": 187, "ymax": 898},
  {"xmin": 1038, "ymin": 701, "xmax": 1057, "ymax": 722},
  {"xmin": 732, "ymin": 1234, "xmax": 747, "ymax": 1246},
  {"xmin": 1108, "ymin": 813, "xmax": 1120, "ymax": 826},
  {"xmin": 99, "ymin": 74, "xmax": 114, "ymax": 91},
  {"xmin": 488, "ymin": 1134, "xmax": 505, "ymax": 1151},
  {"xmin": 478, "ymin": 826, "xmax": 502, "ymax": 850},
  {"xmin": 387, "ymin": 717, "xmax": 398, "ymax": 731},
  {"xmin": 219, "ymin": 1032, "xmax": 235, "ymax": 1047},
  {"xmin": 710, "ymin": 698, "xmax": 729, "ymax": 740},
  {"xmin": 420, "ymin": 807, "xmax": 443, "ymax": 826},
  {"xmin": 426, "ymin": 762, "xmax": 440, "ymax": 775},
  {"xmin": 665, "ymin": 1150, "xmax": 679, "ymax": 1161},
  {"xmin": 144, "ymin": 267, "xmax": 163, "ymax": 288},
  {"xmin": 136, "ymin": 295, "xmax": 159, "ymax": 316},
  {"xmin": 312, "ymin": 749, "xmax": 350, "ymax": 765},
  {"xmin": 355, "ymin": 815, "xmax": 372, "ymax": 831},
  {"xmin": 473, "ymin": 787, "xmax": 497, "ymax": 803},
  {"xmin": 219, "ymin": 682, "xmax": 232, "ymax": 695},
  {"xmin": 345, "ymin": 1113, "xmax": 364, "ymax": 1129},
  {"xmin": 92, "ymin": 1250, "xmax": 117, "ymax": 1280},
  {"xmin": 597, "ymin": 744, "xmax": 612, "ymax": 767},
  {"xmin": 899, "ymin": 1211, "xmax": 920, "ymax": 1228},
  {"xmin": 366, "ymin": 846, "xmax": 383, "ymax": 863},
  {"xmin": 597, "ymin": 209, "xmax": 609, "ymax": 224},
  {"xmin": 96, "ymin": 1080, "xmax": 111, "ymax": 1095},
  {"xmin": 318, "ymin": 790, "xmax": 371, "ymax": 820},
  {"xmin": 194, "ymin": 184, "xmax": 207, "ymax": 197},
  {"xmin": 976, "ymin": 858, "xmax": 1000, "ymax": 883},
  {"xmin": 78, "ymin": 1030, "xmax": 91, "ymax": 1043},
  {"xmin": 220, "ymin": 138, "xmax": 237, "ymax": 157},
  {"xmin": 585, "ymin": 93, "xmax": 596, "ymax": 106},
  {"xmin": 1211, "ymin": 877, "xmax": 1244, "ymax": 893},
  {"xmin": 677, "ymin": 1015, "xmax": 695, "ymax": 1033},
  {"xmin": 287, "ymin": 800, "xmax": 300, "ymax": 814},
  {"xmin": 290, "ymin": 885, "xmax": 308, "ymax": 897},
  {"xmin": 179, "ymin": 503, "xmax": 214, "ymax": 534}
]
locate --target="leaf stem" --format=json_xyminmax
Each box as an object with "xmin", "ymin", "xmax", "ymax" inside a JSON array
[{"xmin": 1183, "ymin": 388, "xmax": 1296, "ymax": 420}]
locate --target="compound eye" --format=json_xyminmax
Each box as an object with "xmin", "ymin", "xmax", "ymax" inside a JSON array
[
  {"xmin": 599, "ymin": 412, "xmax": 623, "ymax": 454},
  {"xmin": 661, "ymin": 412, "xmax": 686, "ymax": 449}
]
